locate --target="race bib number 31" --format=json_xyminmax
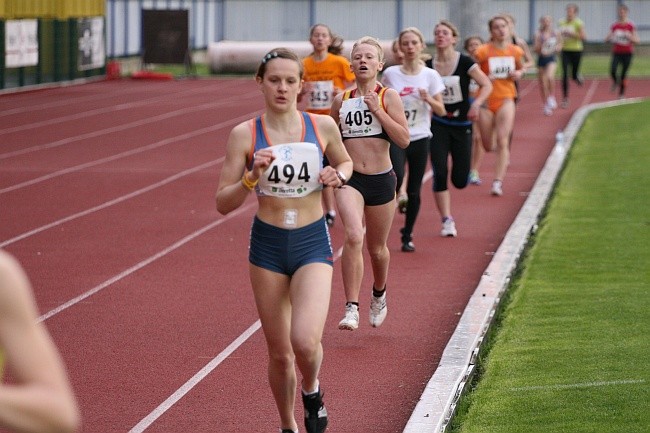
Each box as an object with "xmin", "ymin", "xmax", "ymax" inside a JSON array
[{"xmin": 441, "ymin": 75, "xmax": 463, "ymax": 104}]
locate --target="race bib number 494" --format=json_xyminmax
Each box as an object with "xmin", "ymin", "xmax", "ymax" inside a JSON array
[{"xmin": 257, "ymin": 142, "xmax": 323, "ymax": 198}]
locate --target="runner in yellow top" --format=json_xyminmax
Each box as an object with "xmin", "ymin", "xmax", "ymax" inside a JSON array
[
  {"xmin": 558, "ymin": 3, "xmax": 586, "ymax": 107},
  {"xmin": 301, "ymin": 24, "xmax": 355, "ymax": 228},
  {"xmin": 474, "ymin": 15, "xmax": 526, "ymax": 197}
]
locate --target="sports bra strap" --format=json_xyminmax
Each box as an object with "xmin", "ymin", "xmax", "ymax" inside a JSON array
[{"xmin": 342, "ymin": 84, "xmax": 387, "ymax": 110}]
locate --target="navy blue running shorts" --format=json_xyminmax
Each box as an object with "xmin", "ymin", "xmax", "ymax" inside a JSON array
[{"xmin": 249, "ymin": 216, "xmax": 333, "ymax": 276}]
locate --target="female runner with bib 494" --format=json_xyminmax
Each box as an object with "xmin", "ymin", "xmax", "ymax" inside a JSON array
[{"xmin": 216, "ymin": 48, "xmax": 352, "ymax": 433}]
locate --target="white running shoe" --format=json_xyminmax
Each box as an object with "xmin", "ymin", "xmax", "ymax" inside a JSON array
[
  {"xmin": 338, "ymin": 304, "xmax": 359, "ymax": 330},
  {"xmin": 441, "ymin": 218, "xmax": 457, "ymax": 237},
  {"xmin": 369, "ymin": 291, "xmax": 387, "ymax": 328},
  {"xmin": 468, "ymin": 170, "xmax": 482, "ymax": 185},
  {"xmin": 491, "ymin": 180, "xmax": 503, "ymax": 196},
  {"xmin": 397, "ymin": 192, "xmax": 408, "ymax": 214},
  {"xmin": 547, "ymin": 96, "xmax": 558, "ymax": 110},
  {"xmin": 543, "ymin": 104, "xmax": 553, "ymax": 116}
]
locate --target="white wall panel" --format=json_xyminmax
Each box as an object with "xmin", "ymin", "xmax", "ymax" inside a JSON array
[{"xmin": 105, "ymin": 0, "xmax": 650, "ymax": 58}]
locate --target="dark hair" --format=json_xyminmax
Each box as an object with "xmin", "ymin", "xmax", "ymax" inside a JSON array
[
  {"xmin": 309, "ymin": 23, "xmax": 345, "ymax": 55},
  {"xmin": 463, "ymin": 35, "xmax": 484, "ymax": 52},
  {"xmin": 255, "ymin": 48, "xmax": 304, "ymax": 80},
  {"xmin": 488, "ymin": 14, "xmax": 509, "ymax": 32},
  {"xmin": 436, "ymin": 20, "xmax": 460, "ymax": 39}
]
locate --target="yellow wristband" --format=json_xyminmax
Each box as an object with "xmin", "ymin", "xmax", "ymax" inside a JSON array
[{"xmin": 241, "ymin": 171, "xmax": 259, "ymax": 191}]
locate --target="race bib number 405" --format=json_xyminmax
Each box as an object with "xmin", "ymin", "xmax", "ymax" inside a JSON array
[{"xmin": 340, "ymin": 97, "xmax": 383, "ymax": 138}]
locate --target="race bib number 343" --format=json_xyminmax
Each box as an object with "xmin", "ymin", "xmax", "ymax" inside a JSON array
[
  {"xmin": 308, "ymin": 81, "xmax": 335, "ymax": 110},
  {"xmin": 488, "ymin": 56, "xmax": 515, "ymax": 79}
]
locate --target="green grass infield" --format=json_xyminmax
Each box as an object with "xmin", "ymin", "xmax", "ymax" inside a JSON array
[{"xmin": 450, "ymin": 100, "xmax": 650, "ymax": 433}]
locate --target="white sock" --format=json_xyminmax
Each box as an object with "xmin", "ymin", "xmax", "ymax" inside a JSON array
[{"xmin": 302, "ymin": 380, "xmax": 319, "ymax": 396}]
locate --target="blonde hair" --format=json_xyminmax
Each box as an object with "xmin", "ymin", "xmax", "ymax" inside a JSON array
[
  {"xmin": 398, "ymin": 27, "xmax": 426, "ymax": 46},
  {"xmin": 398, "ymin": 27, "xmax": 432, "ymax": 62},
  {"xmin": 351, "ymin": 36, "xmax": 385, "ymax": 63}
]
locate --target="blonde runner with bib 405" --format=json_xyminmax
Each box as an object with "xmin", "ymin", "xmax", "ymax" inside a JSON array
[{"xmin": 330, "ymin": 36, "xmax": 409, "ymax": 331}]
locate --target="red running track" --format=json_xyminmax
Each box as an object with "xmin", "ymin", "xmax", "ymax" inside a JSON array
[{"xmin": 1, "ymin": 76, "xmax": 647, "ymax": 432}]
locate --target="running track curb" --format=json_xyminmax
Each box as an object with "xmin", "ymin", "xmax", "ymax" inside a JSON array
[{"xmin": 402, "ymin": 97, "xmax": 645, "ymax": 433}]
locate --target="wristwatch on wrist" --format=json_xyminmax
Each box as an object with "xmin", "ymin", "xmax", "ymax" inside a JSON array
[{"xmin": 336, "ymin": 170, "xmax": 347, "ymax": 188}]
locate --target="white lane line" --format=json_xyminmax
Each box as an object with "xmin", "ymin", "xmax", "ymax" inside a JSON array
[
  {"xmin": 128, "ymin": 320, "xmax": 262, "ymax": 433},
  {"xmin": 0, "ymin": 84, "xmax": 177, "ymax": 119},
  {"xmin": 583, "ymin": 78, "xmax": 599, "ymax": 105},
  {"xmin": 516, "ymin": 79, "xmax": 537, "ymax": 98},
  {"xmin": 0, "ymin": 90, "xmax": 258, "ymax": 160},
  {"xmin": 128, "ymin": 226, "xmax": 346, "ymax": 431},
  {"xmin": 0, "ymin": 159, "xmax": 222, "ymax": 248},
  {"xmin": 37, "ymin": 202, "xmax": 256, "ymax": 323},
  {"xmin": 0, "ymin": 80, "xmax": 234, "ymax": 117},
  {"xmin": 0, "ymin": 108, "xmax": 262, "ymax": 194},
  {"xmin": 510, "ymin": 379, "xmax": 646, "ymax": 392}
]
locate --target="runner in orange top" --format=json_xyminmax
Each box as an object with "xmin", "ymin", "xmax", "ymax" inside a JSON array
[
  {"xmin": 301, "ymin": 24, "xmax": 355, "ymax": 227},
  {"xmin": 474, "ymin": 15, "xmax": 526, "ymax": 196},
  {"xmin": 302, "ymin": 24, "xmax": 355, "ymax": 115}
]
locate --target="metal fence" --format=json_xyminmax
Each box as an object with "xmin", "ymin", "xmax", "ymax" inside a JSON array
[
  {"xmin": 1, "ymin": 0, "xmax": 648, "ymax": 90},
  {"xmin": 106, "ymin": 0, "xmax": 650, "ymax": 59}
]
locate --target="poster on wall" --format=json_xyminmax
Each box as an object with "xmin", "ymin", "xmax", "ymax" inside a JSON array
[
  {"xmin": 5, "ymin": 20, "xmax": 39, "ymax": 68},
  {"xmin": 142, "ymin": 9, "xmax": 189, "ymax": 64},
  {"xmin": 78, "ymin": 17, "xmax": 106, "ymax": 70}
]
